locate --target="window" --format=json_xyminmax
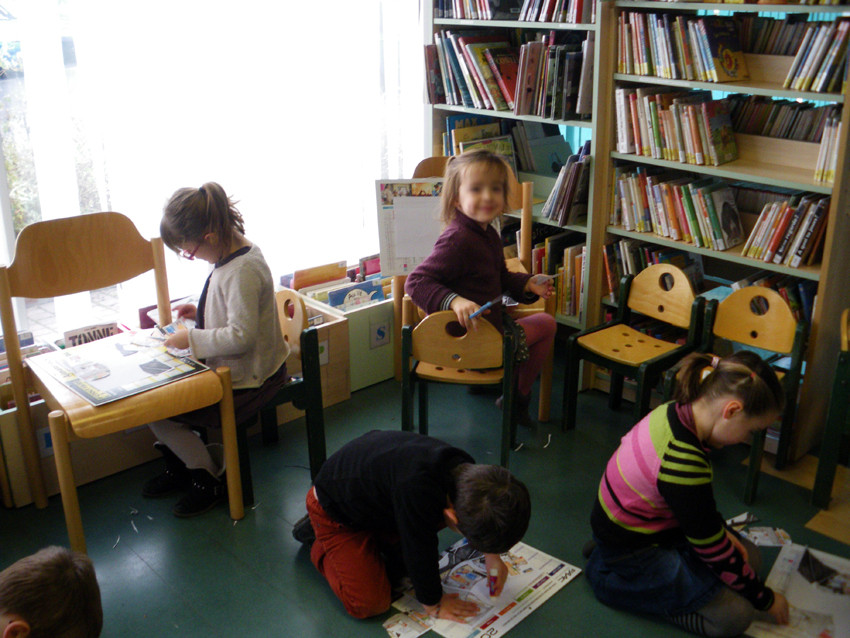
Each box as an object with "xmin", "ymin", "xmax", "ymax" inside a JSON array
[{"xmin": 0, "ymin": 1, "xmax": 426, "ymax": 343}]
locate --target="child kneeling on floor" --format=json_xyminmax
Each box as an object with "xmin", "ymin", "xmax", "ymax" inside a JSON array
[
  {"xmin": 292, "ymin": 429, "xmax": 531, "ymax": 620},
  {"xmin": 585, "ymin": 351, "xmax": 790, "ymax": 637}
]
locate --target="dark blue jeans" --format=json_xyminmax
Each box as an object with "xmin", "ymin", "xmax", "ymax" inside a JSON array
[{"xmin": 585, "ymin": 538, "xmax": 723, "ymax": 617}]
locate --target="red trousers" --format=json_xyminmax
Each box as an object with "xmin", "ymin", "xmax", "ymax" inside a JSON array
[{"xmin": 306, "ymin": 487, "xmax": 392, "ymax": 619}]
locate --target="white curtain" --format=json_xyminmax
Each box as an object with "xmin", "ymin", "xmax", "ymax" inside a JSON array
[{"xmin": 5, "ymin": 0, "xmax": 426, "ymax": 327}]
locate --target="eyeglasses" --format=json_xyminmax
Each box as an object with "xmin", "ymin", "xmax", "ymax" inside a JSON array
[{"xmin": 179, "ymin": 241, "xmax": 203, "ymax": 261}]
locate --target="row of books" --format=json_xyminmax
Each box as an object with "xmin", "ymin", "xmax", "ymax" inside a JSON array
[
  {"xmin": 514, "ymin": 33, "xmax": 594, "ymax": 118},
  {"xmin": 539, "ymin": 139, "xmax": 591, "ymax": 225},
  {"xmin": 617, "ymin": 12, "xmax": 749, "ymax": 83},
  {"xmin": 741, "ymin": 194, "xmax": 830, "ymax": 268},
  {"xmin": 612, "ymin": 168, "xmax": 746, "ymax": 252},
  {"xmin": 782, "ymin": 19, "xmax": 849, "ymax": 93},
  {"xmin": 517, "ymin": 0, "xmax": 594, "ymax": 24},
  {"xmin": 434, "ymin": 0, "xmax": 521, "ymax": 20},
  {"xmin": 814, "ymin": 116, "xmax": 842, "ymax": 184},
  {"xmin": 554, "ymin": 242, "xmax": 585, "ymax": 317},
  {"xmin": 615, "ymin": 88, "xmax": 738, "ymax": 167},
  {"xmin": 441, "ymin": 114, "xmax": 521, "ymax": 175},
  {"xmin": 738, "ymin": 14, "xmax": 818, "ymax": 56},
  {"xmin": 726, "ymin": 95, "xmax": 839, "ymax": 142}
]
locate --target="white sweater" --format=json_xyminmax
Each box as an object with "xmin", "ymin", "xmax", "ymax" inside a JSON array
[{"xmin": 188, "ymin": 244, "xmax": 289, "ymax": 389}]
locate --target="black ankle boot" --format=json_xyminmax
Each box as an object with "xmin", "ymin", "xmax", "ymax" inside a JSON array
[
  {"xmin": 292, "ymin": 514, "xmax": 316, "ymax": 546},
  {"xmin": 172, "ymin": 468, "xmax": 225, "ymax": 518},
  {"xmin": 142, "ymin": 442, "xmax": 191, "ymax": 498}
]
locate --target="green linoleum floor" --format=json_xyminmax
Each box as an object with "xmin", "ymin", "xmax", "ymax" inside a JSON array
[{"xmin": 2, "ymin": 370, "xmax": 848, "ymax": 637}]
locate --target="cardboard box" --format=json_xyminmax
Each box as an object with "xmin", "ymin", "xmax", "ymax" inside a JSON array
[
  {"xmin": 273, "ymin": 294, "xmax": 350, "ymax": 426},
  {"xmin": 0, "ymin": 384, "xmax": 159, "ymax": 508},
  {"xmin": 324, "ymin": 298, "xmax": 394, "ymax": 392}
]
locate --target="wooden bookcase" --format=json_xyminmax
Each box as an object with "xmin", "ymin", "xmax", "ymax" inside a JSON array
[
  {"xmin": 593, "ymin": 1, "xmax": 850, "ymax": 464},
  {"xmin": 421, "ymin": 1, "xmax": 850, "ymax": 463},
  {"xmin": 422, "ymin": 8, "xmax": 606, "ymax": 333}
]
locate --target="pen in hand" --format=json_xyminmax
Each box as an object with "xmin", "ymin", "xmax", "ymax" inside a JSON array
[{"xmin": 469, "ymin": 295, "xmax": 503, "ymax": 320}]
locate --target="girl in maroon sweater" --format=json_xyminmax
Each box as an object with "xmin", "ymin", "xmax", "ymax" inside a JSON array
[{"xmin": 405, "ymin": 150, "xmax": 557, "ymax": 426}]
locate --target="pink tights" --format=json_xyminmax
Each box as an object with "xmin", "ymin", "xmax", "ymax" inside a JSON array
[{"xmin": 515, "ymin": 313, "xmax": 557, "ymax": 397}]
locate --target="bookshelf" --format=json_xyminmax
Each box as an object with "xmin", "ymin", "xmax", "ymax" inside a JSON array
[
  {"xmin": 593, "ymin": 0, "xmax": 850, "ymax": 464},
  {"xmin": 423, "ymin": 7, "xmax": 605, "ymax": 332}
]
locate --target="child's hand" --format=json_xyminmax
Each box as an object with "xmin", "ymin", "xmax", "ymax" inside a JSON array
[
  {"xmin": 767, "ymin": 592, "xmax": 789, "ymax": 625},
  {"xmin": 484, "ymin": 553, "xmax": 508, "ymax": 597},
  {"xmin": 525, "ymin": 275, "xmax": 555, "ymax": 300},
  {"xmin": 424, "ymin": 593, "xmax": 480, "ymax": 622},
  {"xmin": 449, "ymin": 296, "xmax": 482, "ymax": 330},
  {"xmin": 174, "ymin": 303, "xmax": 197, "ymax": 321},
  {"xmin": 165, "ymin": 330, "xmax": 190, "ymax": 351}
]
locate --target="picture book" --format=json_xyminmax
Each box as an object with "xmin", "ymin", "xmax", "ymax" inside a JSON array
[
  {"xmin": 326, "ymin": 280, "xmax": 385, "ymax": 311},
  {"xmin": 445, "ymin": 113, "xmax": 496, "ymax": 156},
  {"xmin": 526, "ymin": 135, "xmax": 573, "ymax": 177},
  {"xmin": 459, "ymin": 135, "xmax": 518, "ymax": 178},
  {"xmin": 452, "ymin": 122, "xmax": 502, "ymax": 156},
  {"xmin": 485, "ymin": 47, "xmax": 520, "ymax": 110},
  {"xmin": 424, "ymin": 44, "xmax": 446, "ymax": 105},
  {"xmin": 706, "ymin": 182, "xmax": 745, "ymax": 250},
  {"xmin": 376, "ymin": 179, "xmax": 443, "ymax": 277},
  {"xmin": 699, "ymin": 16, "xmax": 749, "ymax": 82},
  {"xmin": 464, "ymin": 40, "xmax": 512, "ymax": 111},
  {"xmin": 26, "ymin": 330, "xmax": 208, "ymax": 407},
  {"xmin": 701, "ymin": 99, "xmax": 738, "ymax": 165}
]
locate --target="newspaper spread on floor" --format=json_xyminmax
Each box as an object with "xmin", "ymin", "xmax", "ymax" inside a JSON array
[
  {"xmin": 746, "ymin": 543, "xmax": 850, "ymax": 638},
  {"xmin": 386, "ymin": 538, "xmax": 581, "ymax": 638}
]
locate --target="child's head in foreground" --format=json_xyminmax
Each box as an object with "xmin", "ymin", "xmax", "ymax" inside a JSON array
[
  {"xmin": 673, "ymin": 350, "xmax": 785, "ymax": 447},
  {"xmin": 452, "ymin": 463, "xmax": 531, "ymax": 554},
  {"xmin": 0, "ymin": 546, "xmax": 102, "ymax": 638},
  {"xmin": 440, "ymin": 150, "xmax": 511, "ymax": 226}
]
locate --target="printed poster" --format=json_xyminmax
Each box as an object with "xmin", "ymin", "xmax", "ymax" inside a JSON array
[{"xmin": 391, "ymin": 538, "xmax": 581, "ymax": 638}]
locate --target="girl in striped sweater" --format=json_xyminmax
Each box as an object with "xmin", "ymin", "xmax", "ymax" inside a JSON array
[{"xmin": 585, "ymin": 351, "xmax": 790, "ymax": 637}]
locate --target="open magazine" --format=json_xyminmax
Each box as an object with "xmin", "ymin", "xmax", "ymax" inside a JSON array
[{"xmin": 387, "ymin": 538, "xmax": 580, "ymax": 638}]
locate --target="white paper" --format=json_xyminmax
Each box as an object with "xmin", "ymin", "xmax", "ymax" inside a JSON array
[{"xmin": 375, "ymin": 180, "xmax": 443, "ymax": 277}]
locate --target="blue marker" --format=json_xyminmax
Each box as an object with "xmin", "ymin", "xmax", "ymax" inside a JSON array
[{"xmin": 469, "ymin": 295, "xmax": 503, "ymax": 320}]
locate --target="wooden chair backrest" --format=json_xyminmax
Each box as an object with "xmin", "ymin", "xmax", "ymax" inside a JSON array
[
  {"xmin": 411, "ymin": 155, "xmax": 524, "ymax": 211},
  {"xmin": 842, "ymin": 308, "xmax": 849, "ymax": 352},
  {"xmin": 275, "ymin": 289, "xmax": 308, "ymax": 359},
  {"xmin": 411, "ymin": 310, "xmax": 503, "ymax": 370},
  {"xmin": 712, "ymin": 286, "xmax": 798, "ymax": 354},
  {"xmin": 627, "ymin": 263, "xmax": 696, "ymax": 329}
]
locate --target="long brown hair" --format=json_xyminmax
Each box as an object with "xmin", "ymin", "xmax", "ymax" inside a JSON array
[
  {"xmin": 673, "ymin": 351, "xmax": 785, "ymax": 417},
  {"xmin": 440, "ymin": 150, "xmax": 510, "ymax": 226},
  {"xmin": 160, "ymin": 181, "xmax": 245, "ymax": 253}
]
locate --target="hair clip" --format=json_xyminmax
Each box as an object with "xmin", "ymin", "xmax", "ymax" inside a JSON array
[
  {"xmin": 750, "ymin": 371, "xmax": 757, "ymax": 380},
  {"xmin": 710, "ymin": 356, "xmax": 720, "ymax": 369}
]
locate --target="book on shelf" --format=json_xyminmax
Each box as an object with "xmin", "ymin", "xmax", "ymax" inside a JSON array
[
  {"xmin": 452, "ymin": 122, "xmax": 502, "ymax": 156},
  {"xmin": 526, "ymin": 135, "xmax": 572, "ymax": 177},
  {"xmin": 466, "ymin": 41, "xmax": 513, "ymax": 112},
  {"xmin": 444, "ymin": 113, "xmax": 496, "ymax": 156},
  {"xmin": 459, "ymin": 135, "xmax": 518, "ymax": 178},
  {"xmin": 458, "ymin": 34, "xmax": 513, "ymax": 111},
  {"xmin": 444, "ymin": 0, "xmax": 523, "ymax": 20},
  {"xmin": 698, "ymin": 16, "xmax": 749, "ymax": 83},
  {"xmin": 576, "ymin": 33, "xmax": 594, "ymax": 115},
  {"xmin": 424, "ymin": 44, "xmax": 446, "ymax": 105},
  {"xmin": 485, "ymin": 47, "xmax": 520, "ymax": 111}
]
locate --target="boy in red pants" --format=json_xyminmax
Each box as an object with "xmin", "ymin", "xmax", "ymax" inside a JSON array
[{"xmin": 293, "ymin": 430, "xmax": 531, "ymax": 620}]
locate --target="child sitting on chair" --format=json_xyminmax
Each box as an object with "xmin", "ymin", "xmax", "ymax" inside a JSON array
[
  {"xmin": 404, "ymin": 150, "xmax": 556, "ymax": 428},
  {"xmin": 584, "ymin": 351, "xmax": 790, "ymax": 637},
  {"xmin": 0, "ymin": 546, "xmax": 103, "ymax": 638},
  {"xmin": 292, "ymin": 429, "xmax": 531, "ymax": 620},
  {"xmin": 142, "ymin": 182, "xmax": 290, "ymax": 517}
]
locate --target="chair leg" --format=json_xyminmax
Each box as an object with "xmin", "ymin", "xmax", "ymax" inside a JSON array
[
  {"xmin": 562, "ymin": 342, "xmax": 581, "ymax": 431},
  {"xmin": 301, "ymin": 327, "xmax": 327, "ymax": 480},
  {"xmin": 401, "ymin": 371, "xmax": 414, "ymax": 432},
  {"xmin": 812, "ymin": 354, "xmax": 850, "ymax": 508},
  {"xmin": 744, "ymin": 429, "xmax": 765, "ymax": 505},
  {"xmin": 633, "ymin": 373, "xmax": 653, "ymax": 422},
  {"xmin": 608, "ymin": 372, "xmax": 624, "ymax": 411},
  {"xmin": 236, "ymin": 425, "xmax": 254, "ymax": 507},
  {"xmin": 260, "ymin": 406, "xmax": 279, "ymax": 445},
  {"xmin": 215, "ymin": 367, "xmax": 244, "ymax": 521},
  {"xmin": 49, "ymin": 411, "xmax": 86, "ymax": 553},
  {"xmin": 418, "ymin": 381, "xmax": 429, "ymax": 436}
]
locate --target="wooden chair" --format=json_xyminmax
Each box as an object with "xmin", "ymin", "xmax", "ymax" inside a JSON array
[
  {"xmin": 234, "ymin": 289, "xmax": 326, "ymax": 505},
  {"xmin": 401, "ymin": 304, "xmax": 517, "ymax": 467},
  {"xmin": 812, "ymin": 308, "xmax": 850, "ymax": 509},
  {"xmin": 663, "ymin": 286, "xmax": 807, "ymax": 504},
  {"xmin": 0, "ymin": 212, "xmax": 243, "ymax": 552},
  {"xmin": 562, "ymin": 263, "xmax": 704, "ymax": 431},
  {"xmin": 396, "ymin": 156, "xmax": 554, "ymax": 420}
]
